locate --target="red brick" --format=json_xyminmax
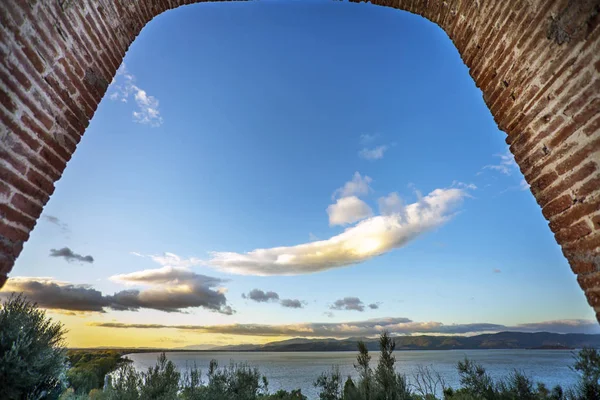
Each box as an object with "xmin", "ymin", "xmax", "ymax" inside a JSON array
[
  {"xmin": 578, "ymin": 177, "xmax": 600, "ymax": 197},
  {"xmin": 578, "ymin": 272, "xmax": 600, "ymax": 290},
  {"xmin": 550, "ymin": 197, "xmax": 600, "ymax": 232},
  {"xmin": 537, "ymin": 162, "xmax": 597, "ymax": 208},
  {"xmin": 10, "ymin": 192, "xmax": 43, "ymax": 219},
  {"xmin": 0, "ymin": 86, "xmax": 16, "ymax": 112},
  {"xmin": 584, "ymin": 115, "xmax": 600, "ymax": 136},
  {"xmin": 592, "ymin": 215, "xmax": 600, "ymax": 230},
  {"xmin": 556, "ymin": 137, "xmax": 600, "ymax": 175},
  {"xmin": 0, "ymin": 219, "xmax": 29, "ymax": 242},
  {"xmin": 542, "ymin": 194, "xmax": 572, "ymax": 220},
  {"xmin": 26, "ymin": 168, "xmax": 55, "ymax": 198},
  {"xmin": 530, "ymin": 171, "xmax": 559, "ymax": 195},
  {"xmin": 0, "ymin": 203, "xmax": 36, "ymax": 230},
  {"xmin": 555, "ymin": 220, "xmax": 593, "ymax": 244}
]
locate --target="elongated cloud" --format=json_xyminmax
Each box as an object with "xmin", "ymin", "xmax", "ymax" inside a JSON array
[
  {"xmin": 327, "ymin": 196, "xmax": 373, "ymax": 226},
  {"xmin": 49, "ymin": 247, "xmax": 94, "ymax": 264},
  {"xmin": 1, "ymin": 271, "xmax": 233, "ymax": 315},
  {"xmin": 0, "ymin": 277, "xmax": 109, "ymax": 312},
  {"xmin": 110, "ymin": 266, "xmax": 233, "ymax": 314},
  {"xmin": 207, "ymin": 187, "xmax": 466, "ymax": 275},
  {"xmin": 88, "ymin": 317, "xmax": 600, "ymax": 337}
]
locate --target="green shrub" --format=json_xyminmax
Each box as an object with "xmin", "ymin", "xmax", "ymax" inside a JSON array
[
  {"xmin": 0, "ymin": 294, "xmax": 68, "ymax": 400},
  {"xmin": 314, "ymin": 366, "xmax": 343, "ymax": 400},
  {"xmin": 104, "ymin": 362, "xmax": 141, "ymax": 400},
  {"xmin": 139, "ymin": 352, "xmax": 181, "ymax": 400}
]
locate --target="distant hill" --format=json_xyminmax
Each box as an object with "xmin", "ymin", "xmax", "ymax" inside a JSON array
[{"xmin": 198, "ymin": 332, "xmax": 600, "ymax": 352}]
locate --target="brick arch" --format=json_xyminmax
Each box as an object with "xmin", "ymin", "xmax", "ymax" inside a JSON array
[{"xmin": 0, "ymin": 1, "xmax": 599, "ymax": 316}]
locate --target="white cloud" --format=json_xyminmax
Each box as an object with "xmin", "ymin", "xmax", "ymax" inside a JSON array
[
  {"xmin": 207, "ymin": 187, "xmax": 467, "ymax": 276},
  {"xmin": 108, "ymin": 63, "xmax": 163, "ymax": 127},
  {"xmin": 378, "ymin": 192, "xmax": 404, "ymax": 216},
  {"xmin": 359, "ymin": 145, "xmax": 388, "ymax": 160},
  {"xmin": 327, "ymin": 196, "xmax": 373, "ymax": 226},
  {"xmin": 332, "ymin": 172, "xmax": 372, "ymax": 199}
]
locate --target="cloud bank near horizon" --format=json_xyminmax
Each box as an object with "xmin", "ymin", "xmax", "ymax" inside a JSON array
[{"xmin": 87, "ymin": 317, "xmax": 600, "ymax": 337}]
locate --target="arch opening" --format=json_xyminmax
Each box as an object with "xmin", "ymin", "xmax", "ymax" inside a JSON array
[{"xmin": 0, "ymin": 0, "xmax": 599, "ymax": 322}]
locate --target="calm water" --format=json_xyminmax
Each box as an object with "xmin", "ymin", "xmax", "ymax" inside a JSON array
[{"xmin": 126, "ymin": 350, "xmax": 579, "ymax": 399}]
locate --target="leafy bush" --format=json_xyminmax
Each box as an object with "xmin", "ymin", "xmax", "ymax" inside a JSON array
[
  {"xmin": 4, "ymin": 299, "xmax": 600, "ymax": 400},
  {"xmin": 314, "ymin": 366, "xmax": 343, "ymax": 400},
  {"xmin": 0, "ymin": 294, "xmax": 68, "ymax": 399},
  {"xmin": 66, "ymin": 350, "xmax": 129, "ymax": 394},
  {"xmin": 139, "ymin": 352, "xmax": 181, "ymax": 399}
]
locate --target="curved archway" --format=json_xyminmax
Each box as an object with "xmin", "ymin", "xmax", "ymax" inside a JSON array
[{"xmin": 0, "ymin": 0, "xmax": 598, "ymax": 318}]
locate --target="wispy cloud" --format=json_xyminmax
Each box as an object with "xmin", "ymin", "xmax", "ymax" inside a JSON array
[
  {"xmin": 42, "ymin": 215, "xmax": 70, "ymax": 234},
  {"xmin": 481, "ymin": 151, "xmax": 518, "ymax": 176},
  {"xmin": 207, "ymin": 186, "xmax": 467, "ymax": 276},
  {"xmin": 359, "ymin": 145, "xmax": 388, "ymax": 161},
  {"xmin": 131, "ymin": 252, "xmax": 204, "ymax": 268},
  {"xmin": 478, "ymin": 151, "xmax": 529, "ymax": 192},
  {"xmin": 49, "ymin": 247, "xmax": 94, "ymax": 264},
  {"xmin": 88, "ymin": 317, "xmax": 600, "ymax": 337},
  {"xmin": 242, "ymin": 289, "xmax": 279, "ymax": 303},
  {"xmin": 368, "ymin": 303, "xmax": 380, "ymax": 310},
  {"xmin": 1, "ymin": 270, "xmax": 234, "ymax": 315},
  {"xmin": 331, "ymin": 297, "xmax": 365, "ymax": 312},
  {"xmin": 327, "ymin": 196, "xmax": 373, "ymax": 226},
  {"xmin": 451, "ymin": 181, "xmax": 478, "ymax": 190},
  {"xmin": 109, "ymin": 63, "xmax": 163, "ymax": 127},
  {"xmin": 359, "ymin": 134, "xmax": 378, "ymax": 145}
]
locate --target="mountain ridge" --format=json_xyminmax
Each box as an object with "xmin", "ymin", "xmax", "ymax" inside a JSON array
[{"xmin": 179, "ymin": 332, "xmax": 600, "ymax": 351}]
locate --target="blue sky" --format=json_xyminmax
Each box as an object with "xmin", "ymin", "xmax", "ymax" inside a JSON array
[{"xmin": 2, "ymin": 1, "xmax": 595, "ymax": 347}]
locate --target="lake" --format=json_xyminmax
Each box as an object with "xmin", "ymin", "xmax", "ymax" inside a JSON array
[{"xmin": 126, "ymin": 350, "xmax": 580, "ymax": 399}]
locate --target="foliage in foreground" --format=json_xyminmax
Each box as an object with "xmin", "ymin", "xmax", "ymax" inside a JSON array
[
  {"xmin": 314, "ymin": 333, "xmax": 600, "ymax": 400},
  {"xmin": 0, "ymin": 294, "xmax": 68, "ymax": 400},
  {"xmin": 77, "ymin": 354, "xmax": 306, "ymax": 400},
  {"xmin": 2, "ymin": 294, "xmax": 600, "ymax": 400}
]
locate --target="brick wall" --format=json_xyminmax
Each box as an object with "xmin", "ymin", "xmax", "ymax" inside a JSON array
[{"xmin": 0, "ymin": 0, "xmax": 598, "ymax": 317}]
